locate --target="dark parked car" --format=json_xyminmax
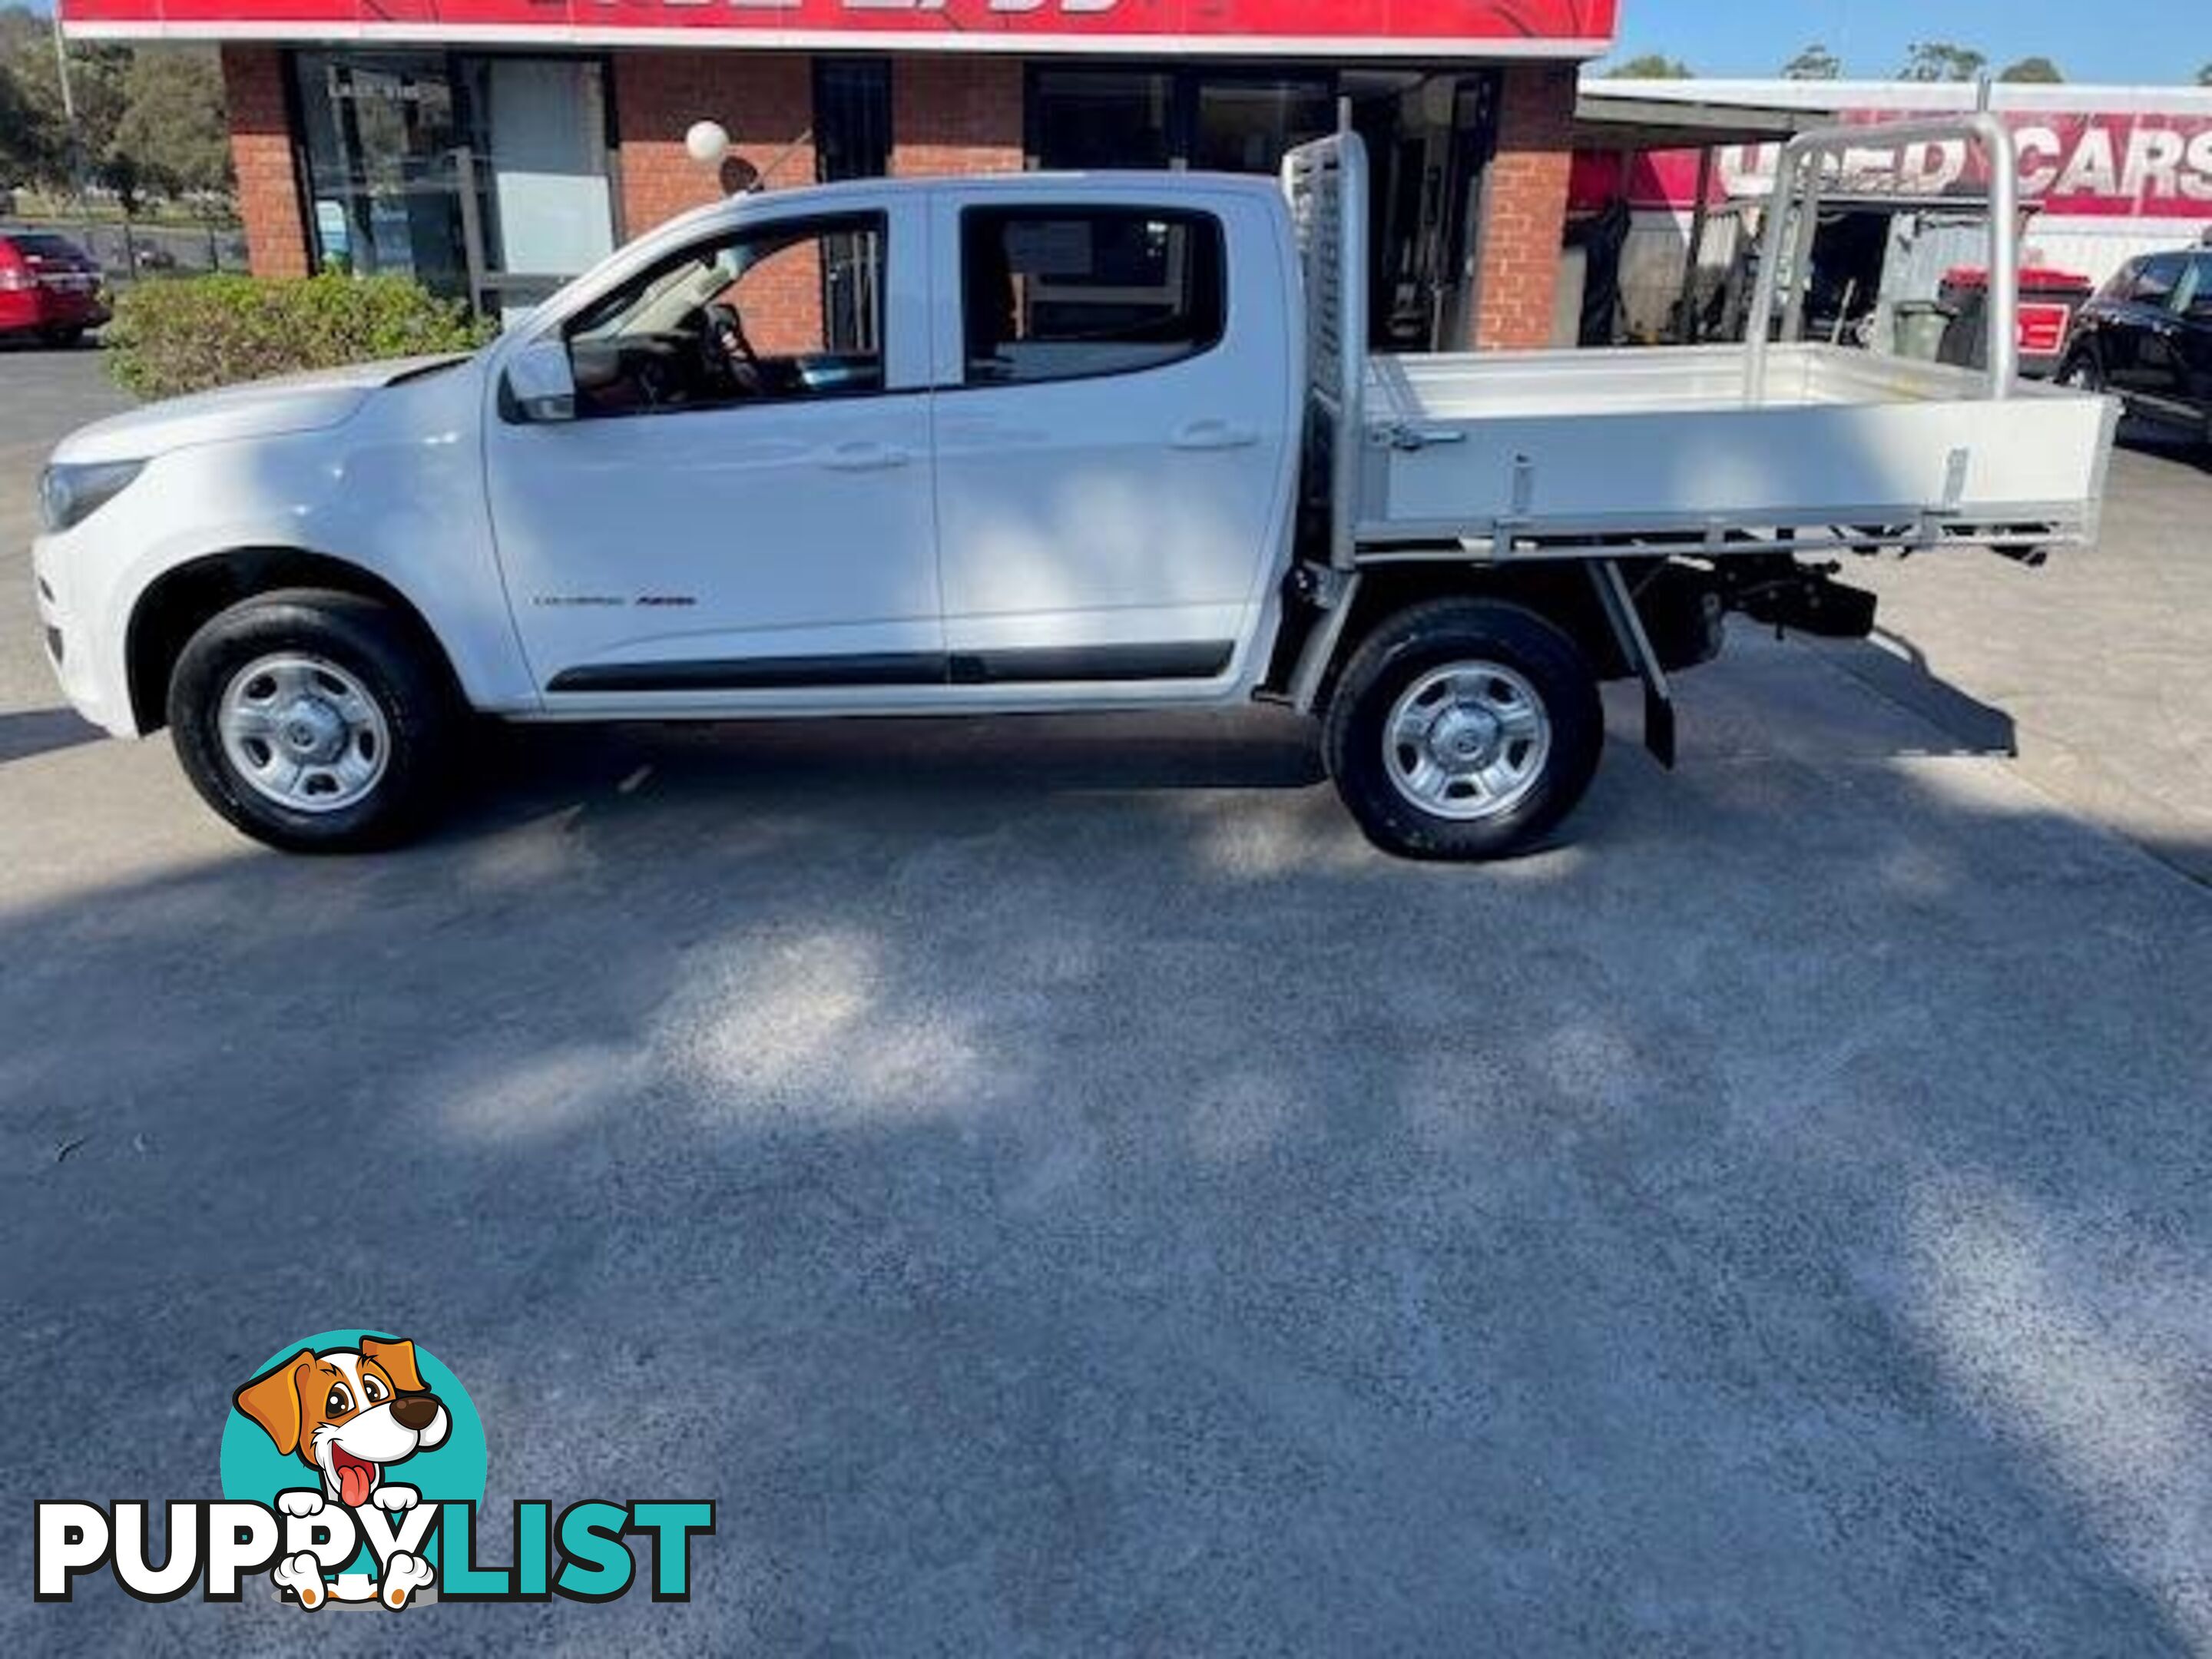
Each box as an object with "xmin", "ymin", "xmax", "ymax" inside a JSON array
[
  {"xmin": 0, "ymin": 230, "xmax": 110, "ymax": 346},
  {"xmin": 2057, "ymin": 250, "xmax": 2212, "ymax": 442}
]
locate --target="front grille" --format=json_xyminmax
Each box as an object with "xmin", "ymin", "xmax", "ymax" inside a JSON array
[{"xmin": 43, "ymin": 624, "xmax": 64, "ymax": 666}]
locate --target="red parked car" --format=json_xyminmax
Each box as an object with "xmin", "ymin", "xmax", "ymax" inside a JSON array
[{"xmin": 0, "ymin": 230, "xmax": 110, "ymax": 346}]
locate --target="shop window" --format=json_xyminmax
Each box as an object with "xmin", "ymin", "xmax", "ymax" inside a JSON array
[
  {"xmin": 1028, "ymin": 68, "xmax": 1332, "ymax": 178},
  {"xmin": 961, "ymin": 207, "xmax": 1224, "ymax": 386},
  {"xmin": 565, "ymin": 215, "xmax": 886, "ymax": 417},
  {"xmin": 293, "ymin": 51, "xmax": 466, "ymax": 295},
  {"xmin": 816, "ymin": 59, "xmax": 892, "ymax": 182},
  {"xmin": 1030, "ymin": 70, "xmax": 1174, "ymax": 171},
  {"xmin": 458, "ymin": 57, "xmax": 614, "ymax": 315},
  {"xmin": 1190, "ymin": 78, "xmax": 1336, "ymax": 174},
  {"xmin": 293, "ymin": 49, "xmax": 613, "ymax": 313}
]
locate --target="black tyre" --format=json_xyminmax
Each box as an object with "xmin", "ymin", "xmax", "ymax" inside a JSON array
[
  {"xmin": 167, "ymin": 588, "xmax": 457, "ymax": 853},
  {"xmin": 39, "ymin": 326, "xmax": 84, "ymax": 348},
  {"xmin": 1323, "ymin": 599, "xmax": 1604, "ymax": 861}
]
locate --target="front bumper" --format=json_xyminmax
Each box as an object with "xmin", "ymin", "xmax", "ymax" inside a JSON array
[{"xmin": 31, "ymin": 537, "xmax": 134, "ymax": 737}]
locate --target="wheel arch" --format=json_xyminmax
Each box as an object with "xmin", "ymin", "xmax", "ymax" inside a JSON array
[
  {"xmin": 1284, "ymin": 558, "xmax": 1687, "ymax": 714},
  {"xmin": 125, "ymin": 548, "xmax": 459, "ymax": 736}
]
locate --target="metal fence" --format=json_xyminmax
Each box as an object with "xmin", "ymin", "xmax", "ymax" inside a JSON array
[{"xmin": 1, "ymin": 217, "xmax": 250, "ymax": 283}]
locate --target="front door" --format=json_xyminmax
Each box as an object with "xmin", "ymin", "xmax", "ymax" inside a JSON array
[
  {"xmin": 2105, "ymin": 253, "xmax": 2187, "ymax": 399},
  {"xmin": 2177, "ymin": 256, "xmax": 2212, "ymax": 419},
  {"xmin": 926, "ymin": 190, "xmax": 1293, "ymax": 689},
  {"xmin": 485, "ymin": 202, "xmax": 942, "ymax": 703},
  {"xmin": 2144, "ymin": 253, "xmax": 2212, "ymax": 419}
]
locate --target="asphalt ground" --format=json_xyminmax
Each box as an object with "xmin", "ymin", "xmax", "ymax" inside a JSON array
[{"xmin": 4, "ymin": 343, "xmax": 2209, "ymax": 1656}]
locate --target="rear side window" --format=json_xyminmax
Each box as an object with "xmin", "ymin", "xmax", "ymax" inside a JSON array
[
  {"xmin": 961, "ymin": 207, "xmax": 1225, "ymax": 386},
  {"xmin": 4, "ymin": 232, "xmax": 89, "ymax": 262}
]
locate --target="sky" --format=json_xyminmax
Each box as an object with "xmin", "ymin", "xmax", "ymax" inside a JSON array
[{"xmin": 1601, "ymin": 0, "xmax": 2209, "ymax": 86}]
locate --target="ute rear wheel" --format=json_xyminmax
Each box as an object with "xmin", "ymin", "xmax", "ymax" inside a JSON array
[
  {"xmin": 167, "ymin": 588, "xmax": 457, "ymax": 853},
  {"xmin": 1323, "ymin": 599, "xmax": 1604, "ymax": 861}
]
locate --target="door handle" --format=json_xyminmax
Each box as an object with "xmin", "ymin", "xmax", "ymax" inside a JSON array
[
  {"xmin": 818, "ymin": 441, "xmax": 912, "ymax": 472},
  {"xmin": 1170, "ymin": 418, "xmax": 1260, "ymax": 451}
]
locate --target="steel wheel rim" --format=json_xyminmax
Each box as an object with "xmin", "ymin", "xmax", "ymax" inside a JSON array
[
  {"xmin": 1382, "ymin": 660, "xmax": 1551, "ymax": 822},
  {"xmin": 217, "ymin": 653, "xmax": 391, "ymax": 814}
]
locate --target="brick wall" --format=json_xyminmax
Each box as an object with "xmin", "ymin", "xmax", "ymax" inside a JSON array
[
  {"xmin": 891, "ymin": 58, "xmax": 1023, "ymax": 177},
  {"xmin": 1471, "ymin": 62, "xmax": 1576, "ymax": 350},
  {"xmin": 612, "ymin": 51, "xmax": 820, "ymax": 352},
  {"xmin": 220, "ymin": 46, "xmax": 307, "ymax": 279}
]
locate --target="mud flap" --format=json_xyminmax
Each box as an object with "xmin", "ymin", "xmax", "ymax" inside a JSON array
[{"xmin": 1588, "ymin": 560, "xmax": 1677, "ymax": 770}]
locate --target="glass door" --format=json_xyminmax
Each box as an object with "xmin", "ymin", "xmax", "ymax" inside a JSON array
[{"xmin": 459, "ymin": 57, "xmax": 616, "ymax": 323}]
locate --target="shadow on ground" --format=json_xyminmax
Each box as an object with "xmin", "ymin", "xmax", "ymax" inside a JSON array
[
  {"xmin": 0, "ymin": 706, "xmax": 104, "ymax": 765},
  {"xmin": 3, "ymin": 696, "xmax": 2207, "ymax": 1657}
]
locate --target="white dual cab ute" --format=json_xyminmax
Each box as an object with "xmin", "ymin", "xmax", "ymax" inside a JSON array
[{"xmin": 35, "ymin": 118, "xmax": 2114, "ymax": 859}]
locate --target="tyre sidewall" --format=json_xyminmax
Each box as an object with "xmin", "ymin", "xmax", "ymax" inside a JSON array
[
  {"xmin": 1326, "ymin": 602, "xmax": 1604, "ymax": 860},
  {"xmin": 167, "ymin": 593, "xmax": 449, "ymax": 853}
]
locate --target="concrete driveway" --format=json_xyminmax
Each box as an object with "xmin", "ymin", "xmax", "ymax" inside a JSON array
[{"xmin": 3, "ymin": 346, "xmax": 2209, "ymax": 1656}]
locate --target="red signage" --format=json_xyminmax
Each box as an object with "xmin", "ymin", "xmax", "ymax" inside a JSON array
[
  {"xmin": 61, "ymin": 0, "xmax": 1619, "ymax": 55},
  {"xmin": 1573, "ymin": 108, "xmax": 2212, "ymax": 222}
]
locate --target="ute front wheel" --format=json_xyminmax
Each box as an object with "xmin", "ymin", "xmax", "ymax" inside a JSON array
[
  {"xmin": 167, "ymin": 588, "xmax": 456, "ymax": 853},
  {"xmin": 1323, "ymin": 599, "xmax": 1604, "ymax": 861}
]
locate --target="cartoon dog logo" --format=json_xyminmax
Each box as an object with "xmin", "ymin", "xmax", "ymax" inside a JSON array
[{"xmin": 233, "ymin": 1336, "xmax": 449, "ymax": 1607}]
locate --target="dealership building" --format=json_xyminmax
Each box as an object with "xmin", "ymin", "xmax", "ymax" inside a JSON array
[
  {"xmin": 57, "ymin": 0, "xmax": 1624, "ymax": 350},
  {"xmin": 1576, "ymin": 78, "xmax": 2212, "ymax": 339}
]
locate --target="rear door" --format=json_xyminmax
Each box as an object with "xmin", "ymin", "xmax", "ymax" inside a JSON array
[{"xmin": 926, "ymin": 186, "xmax": 1296, "ymax": 694}]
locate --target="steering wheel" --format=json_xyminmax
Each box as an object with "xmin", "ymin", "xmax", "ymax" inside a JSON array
[{"xmin": 700, "ymin": 303, "xmax": 759, "ymax": 383}]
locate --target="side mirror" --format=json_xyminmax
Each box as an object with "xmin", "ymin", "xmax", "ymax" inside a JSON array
[{"xmin": 505, "ymin": 336, "xmax": 576, "ymax": 423}]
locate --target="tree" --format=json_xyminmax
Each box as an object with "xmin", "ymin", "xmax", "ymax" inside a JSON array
[
  {"xmin": 0, "ymin": 5, "xmax": 65, "ymax": 188},
  {"xmin": 0, "ymin": 15, "xmax": 131, "ymax": 200},
  {"xmin": 1782, "ymin": 43, "xmax": 1843, "ymax": 81},
  {"xmin": 0, "ymin": 55, "xmax": 58, "ymax": 187},
  {"xmin": 1604, "ymin": 53, "xmax": 1694, "ymax": 80},
  {"xmin": 62, "ymin": 44, "xmax": 136, "ymax": 208},
  {"xmin": 113, "ymin": 48, "xmax": 232, "ymax": 201},
  {"xmin": 1899, "ymin": 41, "xmax": 1988, "ymax": 82},
  {"xmin": 1998, "ymin": 56, "xmax": 2065, "ymax": 84},
  {"xmin": 0, "ymin": 13, "xmax": 232, "ymax": 210},
  {"xmin": 2197, "ymin": 62, "xmax": 2211, "ymax": 85}
]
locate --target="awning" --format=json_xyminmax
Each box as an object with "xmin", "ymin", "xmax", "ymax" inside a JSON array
[{"xmin": 1572, "ymin": 89, "xmax": 1836, "ymax": 154}]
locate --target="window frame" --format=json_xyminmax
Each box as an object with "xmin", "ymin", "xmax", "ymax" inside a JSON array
[
  {"xmin": 952, "ymin": 202, "xmax": 1230, "ymax": 392},
  {"xmin": 557, "ymin": 209, "xmax": 893, "ymax": 422}
]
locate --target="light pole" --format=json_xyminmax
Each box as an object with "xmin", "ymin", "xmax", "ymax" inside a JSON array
[{"xmin": 48, "ymin": 7, "xmax": 88, "ymax": 211}]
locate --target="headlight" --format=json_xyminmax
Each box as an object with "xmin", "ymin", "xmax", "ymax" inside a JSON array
[{"xmin": 38, "ymin": 459, "xmax": 146, "ymax": 534}]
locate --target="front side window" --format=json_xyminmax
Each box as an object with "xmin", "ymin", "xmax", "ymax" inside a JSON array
[
  {"xmin": 563, "ymin": 214, "xmax": 885, "ymax": 416},
  {"xmin": 2129, "ymin": 255, "xmax": 2185, "ymax": 309},
  {"xmin": 961, "ymin": 207, "xmax": 1225, "ymax": 386}
]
